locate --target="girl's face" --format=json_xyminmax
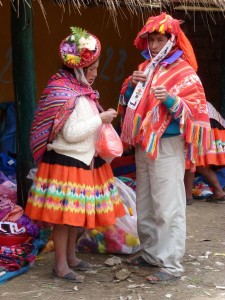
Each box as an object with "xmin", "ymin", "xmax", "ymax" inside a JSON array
[
  {"xmin": 84, "ymin": 59, "xmax": 99, "ymax": 85},
  {"xmin": 147, "ymin": 33, "xmax": 169, "ymax": 57}
]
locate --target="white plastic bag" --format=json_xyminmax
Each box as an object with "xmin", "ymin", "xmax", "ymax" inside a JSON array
[
  {"xmin": 26, "ymin": 168, "xmax": 38, "ymax": 180},
  {"xmin": 76, "ymin": 177, "xmax": 140, "ymax": 254},
  {"xmin": 114, "ymin": 177, "xmax": 138, "ymax": 236}
]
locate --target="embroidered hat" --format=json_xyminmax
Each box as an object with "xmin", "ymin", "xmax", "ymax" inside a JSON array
[
  {"xmin": 59, "ymin": 27, "xmax": 101, "ymax": 69},
  {"xmin": 134, "ymin": 12, "xmax": 198, "ymax": 71}
]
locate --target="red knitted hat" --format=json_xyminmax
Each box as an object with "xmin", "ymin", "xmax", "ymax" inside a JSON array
[
  {"xmin": 134, "ymin": 12, "xmax": 198, "ymax": 71},
  {"xmin": 59, "ymin": 27, "xmax": 101, "ymax": 69}
]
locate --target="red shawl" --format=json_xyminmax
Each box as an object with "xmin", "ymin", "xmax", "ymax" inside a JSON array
[
  {"xmin": 30, "ymin": 69, "xmax": 99, "ymax": 164},
  {"xmin": 118, "ymin": 58, "xmax": 212, "ymax": 170}
]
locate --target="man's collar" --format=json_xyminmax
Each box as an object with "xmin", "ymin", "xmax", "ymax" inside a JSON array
[{"xmin": 141, "ymin": 49, "xmax": 183, "ymax": 65}]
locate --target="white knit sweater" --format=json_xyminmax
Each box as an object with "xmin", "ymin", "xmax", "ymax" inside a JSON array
[{"xmin": 47, "ymin": 96, "xmax": 102, "ymax": 166}]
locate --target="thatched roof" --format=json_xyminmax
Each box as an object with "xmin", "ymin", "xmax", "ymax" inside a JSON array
[
  {"xmin": 7, "ymin": 1, "xmax": 225, "ymax": 13},
  {"xmin": 5, "ymin": 0, "xmax": 225, "ymax": 28}
]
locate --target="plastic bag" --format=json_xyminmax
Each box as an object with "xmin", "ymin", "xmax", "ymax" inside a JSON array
[
  {"xmin": 95, "ymin": 124, "xmax": 123, "ymax": 163},
  {"xmin": 76, "ymin": 177, "xmax": 140, "ymax": 254}
]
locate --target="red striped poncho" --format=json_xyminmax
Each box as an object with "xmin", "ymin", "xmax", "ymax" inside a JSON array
[{"xmin": 118, "ymin": 58, "xmax": 212, "ymax": 170}]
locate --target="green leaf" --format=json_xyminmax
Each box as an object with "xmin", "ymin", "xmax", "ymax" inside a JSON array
[{"xmin": 70, "ymin": 27, "xmax": 89, "ymax": 44}]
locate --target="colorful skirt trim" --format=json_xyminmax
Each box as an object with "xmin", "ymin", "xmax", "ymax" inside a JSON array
[
  {"xmin": 186, "ymin": 119, "xmax": 225, "ymax": 168},
  {"xmin": 25, "ymin": 151, "xmax": 125, "ymax": 229}
]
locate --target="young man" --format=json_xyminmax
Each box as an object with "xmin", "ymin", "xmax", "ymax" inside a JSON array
[{"xmin": 118, "ymin": 13, "xmax": 211, "ymax": 283}]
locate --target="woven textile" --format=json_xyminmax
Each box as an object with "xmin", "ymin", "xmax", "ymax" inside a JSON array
[
  {"xmin": 119, "ymin": 58, "xmax": 211, "ymax": 170},
  {"xmin": 30, "ymin": 69, "xmax": 99, "ymax": 164},
  {"xmin": 25, "ymin": 151, "xmax": 125, "ymax": 229},
  {"xmin": 186, "ymin": 102, "xmax": 225, "ymax": 167}
]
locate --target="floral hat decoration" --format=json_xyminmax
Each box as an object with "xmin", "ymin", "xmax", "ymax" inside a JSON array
[{"xmin": 59, "ymin": 27, "xmax": 101, "ymax": 69}]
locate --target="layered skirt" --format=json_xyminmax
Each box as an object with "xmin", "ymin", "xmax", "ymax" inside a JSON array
[
  {"xmin": 186, "ymin": 119, "xmax": 225, "ymax": 169},
  {"xmin": 25, "ymin": 151, "xmax": 125, "ymax": 229}
]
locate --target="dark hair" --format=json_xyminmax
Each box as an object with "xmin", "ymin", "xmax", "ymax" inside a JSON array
[
  {"xmin": 148, "ymin": 31, "xmax": 171, "ymax": 39},
  {"xmin": 165, "ymin": 32, "xmax": 171, "ymax": 39},
  {"xmin": 62, "ymin": 65, "xmax": 74, "ymax": 74},
  {"xmin": 83, "ymin": 57, "xmax": 100, "ymax": 75}
]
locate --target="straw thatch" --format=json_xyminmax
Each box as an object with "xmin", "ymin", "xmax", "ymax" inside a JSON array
[
  {"xmin": 8, "ymin": 0, "xmax": 225, "ymax": 14},
  {"xmin": 7, "ymin": 0, "xmax": 225, "ymax": 29}
]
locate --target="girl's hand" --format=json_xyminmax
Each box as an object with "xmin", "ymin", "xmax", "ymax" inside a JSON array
[{"xmin": 100, "ymin": 109, "xmax": 117, "ymax": 124}]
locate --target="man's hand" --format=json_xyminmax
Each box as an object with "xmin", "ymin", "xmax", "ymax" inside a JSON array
[
  {"xmin": 130, "ymin": 71, "xmax": 147, "ymax": 87},
  {"xmin": 152, "ymin": 86, "xmax": 168, "ymax": 102}
]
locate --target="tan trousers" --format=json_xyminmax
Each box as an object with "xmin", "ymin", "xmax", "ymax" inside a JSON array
[{"xmin": 135, "ymin": 136, "xmax": 186, "ymax": 276}]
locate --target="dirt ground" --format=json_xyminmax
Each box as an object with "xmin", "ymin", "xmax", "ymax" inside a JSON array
[{"xmin": 1, "ymin": 199, "xmax": 225, "ymax": 300}]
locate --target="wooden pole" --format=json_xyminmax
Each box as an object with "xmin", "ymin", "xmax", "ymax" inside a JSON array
[
  {"xmin": 220, "ymin": 29, "xmax": 225, "ymax": 118},
  {"xmin": 11, "ymin": 0, "xmax": 36, "ymax": 208}
]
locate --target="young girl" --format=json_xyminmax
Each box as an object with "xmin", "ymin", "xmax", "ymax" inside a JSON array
[{"xmin": 26, "ymin": 27, "xmax": 125, "ymax": 282}]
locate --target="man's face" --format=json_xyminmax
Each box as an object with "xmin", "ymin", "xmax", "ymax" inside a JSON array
[{"xmin": 147, "ymin": 32, "xmax": 169, "ymax": 57}]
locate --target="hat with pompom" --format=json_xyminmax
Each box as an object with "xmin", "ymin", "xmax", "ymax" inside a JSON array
[{"xmin": 59, "ymin": 27, "xmax": 101, "ymax": 68}]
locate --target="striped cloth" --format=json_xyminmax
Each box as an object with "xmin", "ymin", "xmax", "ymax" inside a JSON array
[
  {"xmin": 190, "ymin": 102, "xmax": 225, "ymax": 167},
  {"xmin": 207, "ymin": 101, "xmax": 225, "ymax": 128},
  {"xmin": 30, "ymin": 69, "xmax": 99, "ymax": 164},
  {"xmin": 119, "ymin": 58, "xmax": 211, "ymax": 170}
]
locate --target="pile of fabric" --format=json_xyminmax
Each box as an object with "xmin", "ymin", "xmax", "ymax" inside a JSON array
[
  {"xmin": 0, "ymin": 165, "xmax": 44, "ymax": 284},
  {"xmin": 192, "ymin": 167, "xmax": 225, "ymax": 199},
  {"xmin": 111, "ymin": 152, "xmax": 136, "ymax": 191}
]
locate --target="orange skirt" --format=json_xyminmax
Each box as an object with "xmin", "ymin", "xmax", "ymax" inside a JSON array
[
  {"xmin": 186, "ymin": 127, "xmax": 225, "ymax": 169},
  {"xmin": 25, "ymin": 151, "xmax": 125, "ymax": 229}
]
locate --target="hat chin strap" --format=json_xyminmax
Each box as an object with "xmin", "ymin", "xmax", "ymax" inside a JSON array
[{"xmin": 74, "ymin": 68, "xmax": 91, "ymax": 86}]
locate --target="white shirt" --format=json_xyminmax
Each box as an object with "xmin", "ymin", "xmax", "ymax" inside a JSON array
[{"xmin": 47, "ymin": 96, "xmax": 102, "ymax": 166}]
